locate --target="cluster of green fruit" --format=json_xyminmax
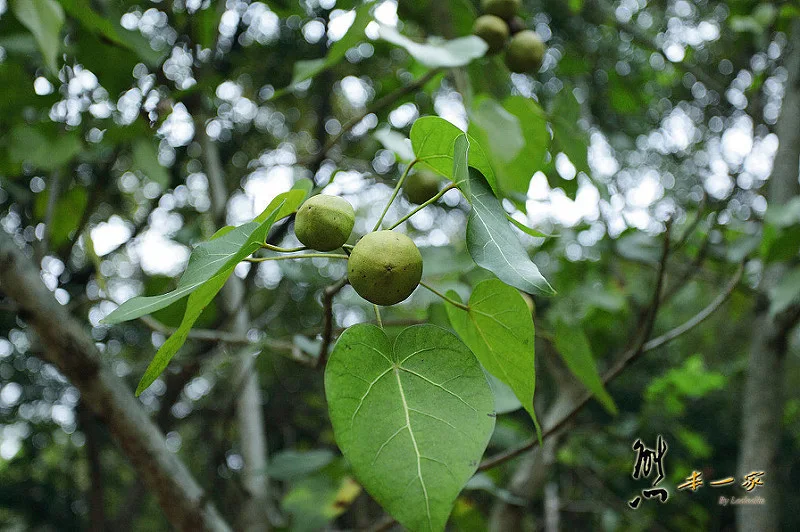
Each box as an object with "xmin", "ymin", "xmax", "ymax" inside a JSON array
[
  {"xmin": 293, "ymin": 191, "xmax": 430, "ymax": 306},
  {"xmin": 473, "ymin": 0, "xmax": 546, "ymax": 73}
]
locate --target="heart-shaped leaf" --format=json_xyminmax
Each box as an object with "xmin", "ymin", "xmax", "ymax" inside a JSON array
[
  {"xmin": 410, "ymin": 116, "xmax": 497, "ymax": 192},
  {"xmin": 325, "ymin": 324, "xmax": 495, "ymax": 532},
  {"xmin": 451, "ymin": 135, "xmax": 554, "ymax": 295},
  {"xmin": 445, "ymin": 279, "xmax": 540, "ymax": 432}
]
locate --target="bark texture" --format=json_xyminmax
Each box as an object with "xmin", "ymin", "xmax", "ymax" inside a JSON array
[
  {"xmin": 736, "ymin": 20, "xmax": 800, "ymax": 532},
  {"xmin": 0, "ymin": 231, "xmax": 231, "ymax": 532}
]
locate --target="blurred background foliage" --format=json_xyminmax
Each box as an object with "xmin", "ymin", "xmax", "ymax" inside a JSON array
[{"xmin": 0, "ymin": 0, "xmax": 799, "ymax": 531}]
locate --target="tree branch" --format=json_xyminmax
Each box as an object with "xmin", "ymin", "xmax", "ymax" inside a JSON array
[
  {"xmin": 316, "ymin": 277, "xmax": 348, "ymax": 368},
  {"xmin": 478, "ymin": 257, "xmax": 743, "ymax": 472},
  {"xmin": 0, "ymin": 230, "xmax": 232, "ymax": 532}
]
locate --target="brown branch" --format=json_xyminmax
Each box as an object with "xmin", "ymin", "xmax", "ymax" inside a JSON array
[
  {"xmin": 0, "ymin": 230, "xmax": 232, "ymax": 531},
  {"xmin": 316, "ymin": 277, "xmax": 349, "ymax": 368},
  {"xmin": 478, "ymin": 257, "xmax": 744, "ymax": 472}
]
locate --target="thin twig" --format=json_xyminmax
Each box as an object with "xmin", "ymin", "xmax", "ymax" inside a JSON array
[
  {"xmin": 387, "ymin": 183, "xmax": 458, "ymax": 230},
  {"xmin": 478, "ymin": 258, "xmax": 743, "ymax": 472},
  {"xmin": 316, "ymin": 277, "xmax": 349, "ymax": 368},
  {"xmin": 261, "ymin": 243, "xmax": 308, "ymax": 253},
  {"xmin": 246, "ymin": 253, "xmax": 349, "ymax": 262},
  {"xmin": 372, "ymin": 160, "xmax": 417, "ymax": 231},
  {"xmin": 420, "ymin": 281, "xmax": 469, "ymax": 311}
]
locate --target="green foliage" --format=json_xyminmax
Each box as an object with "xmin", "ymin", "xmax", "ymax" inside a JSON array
[
  {"xmin": 11, "ymin": 0, "xmax": 64, "ymax": 74},
  {"xmin": 445, "ymin": 279, "xmax": 540, "ymax": 430},
  {"xmin": 378, "ymin": 24, "xmax": 488, "ymax": 68},
  {"xmin": 325, "ymin": 324, "xmax": 495, "ymax": 531},
  {"xmin": 553, "ymin": 319, "xmax": 618, "ymax": 415},
  {"xmin": 410, "ymin": 116, "xmax": 497, "ymax": 190},
  {"xmin": 453, "ymin": 136, "xmax": 553, "ymax": 295},
  {"xmin": 104, "ymin": 190, "xmax": 304, "ymax": 325}
]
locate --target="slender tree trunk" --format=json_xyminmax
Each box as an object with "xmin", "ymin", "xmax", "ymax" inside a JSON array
[
  {"xmin": 736, "ymin": 20, "xmax": 800, "ymax": 532},
  {"xmin": 489, "ymin": 343, "xmax": 585, "ymax": 531},
  {"xmin": 201, "ymin": 127, "xmax": 271, "ymax": 531}
]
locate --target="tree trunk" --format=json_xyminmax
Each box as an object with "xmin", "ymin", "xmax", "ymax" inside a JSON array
[
  {"xmin": 0, "ymin": 232, "xmax": 232, "ymax": 532},
  {"xmin": 736, "ymin": 20, "xmax": 800, "ymax": 532},
  {"xmin": 201, "ymin": 128, "xmax": 271, "ymax": 531}
]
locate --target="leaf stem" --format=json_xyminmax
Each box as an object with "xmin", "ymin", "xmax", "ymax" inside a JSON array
[
  {"xmin": 373, "ymin": 305, "xmax": 383, "ymax": 328},
  {"xmin": 387, "ymin": 183, "xmax": 458, "ymax": 230},
  {"xmin": 372, "ymin": 159, "xmax": 418, "ymax": 232},
  {"xmin": 419, "ymin": 281, "xmax": 469, "ymax": 311},
  {"xmin": 246, "ymin": 254, "xmax": 349, "ymax": 263},
  {"xmin": 260, "ymin": 243, "xmax": 308, "ymax": 253}
]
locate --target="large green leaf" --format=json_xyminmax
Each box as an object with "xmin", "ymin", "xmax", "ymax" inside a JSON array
[
  {"xmin": 451, "ymin": 135, "xmax": 554, "ymax": 295},
  {"xmin": 410, "ymin": 116, "xmax": 497, "ymax": 192},
  {"xmin": 469, "ymin": 96, "xmax": 549, "ymax": 200},
  {"xmin": 12, "ymin": 0, "xmax": 64, "ymax": 74},
  {"xmin": 377, "ymin": 24, "xmax": 487, "ymax": 68},
  {"xmin": 552, "ymin": 319, "xmax": 617, "ymax": 415},
  {"xmin": 325, "ymin": 324, "xmax": 495, "ymax": 532},
  {"xmin": 445, "ymin": 280, "xmax": 539, "ymax": 429},
  {"xmin": 104, "ymin": 190, "xmax": 305, "ymax": 325}
]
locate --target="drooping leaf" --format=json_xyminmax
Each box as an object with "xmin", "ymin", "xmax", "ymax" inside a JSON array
[
  {"xmin": 325, "ymin": 324, "xmax": 495, "ymax": 532},
  {"xmin": 553, "ymin": 319, "xmax": 617, "ymax": 415},
  {"xmin": 378, "ymin": 24, "xmax": 487, "ymax": 68},
  {"xmin": 452, "ymin": 135, "xmax": 554, "ymax": 295},
  {"xmin": 104, "ymin": 191, "xmax": 303, "ymax": 324},
  {"xmin": 410, "ymin": 116, "xmax": 496, "ymax": 192},
  {"xmin": 135, "ymin": 270, "xmax": 229, "ymax": 395},
  {"xmin": 445, "ymin": 280, "xmax": 540, "ymax": 431},
  {"xmin": 11, "ymin": 0, "xmax": 64, "ymax": 74}
]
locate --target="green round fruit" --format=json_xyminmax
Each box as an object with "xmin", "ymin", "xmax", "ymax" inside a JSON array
[
  {"xmin": 481, "ymin": 0, "xmax": 521, "ymax": 20},
  {"xmin": 473, "ymin": 15, "xmax": 509, "ymax": 55},
  {"xmin": 505, "ymin": 30, "xmax": 545, "ymax": 74},
  {"xmin": 347, "ymin": 231, "xmax": 423, "ymax": 306},
  {"xmin": 403, "ymin": 171, "xmax": 442, "ymax": 204},
  {"xmin": 294, "ymin": 195, "xmax": 355, "ymax": 251}
]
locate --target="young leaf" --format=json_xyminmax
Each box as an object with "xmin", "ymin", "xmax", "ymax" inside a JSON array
[
  {"xmin": 445, "ymin": 279, "xmax": 540, "ymax": 431},
  {"xmin": 410, "ymin": 116, "xmax": 496, "ymax": 191},
  {"xmin": 12, "ymin": 0, "xmax": 64, "ymax": 74},
  {"xmin": 104, "ymin": 191, "xmax": 302, "ymax": 324},
  {"xmin": 325, "ymin": 324, "xmax": 495, "ymax": 532},
  {"xmin": 377, "ymin": 24, "xmax": 488, "ymax": 68},
  {"xmin": 451, "ymin": 135, "xmax": 554, "ymax": 295},
  {"xmin": 552, "ymin": 320, "xmax": 618, "ymax": 415}
]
